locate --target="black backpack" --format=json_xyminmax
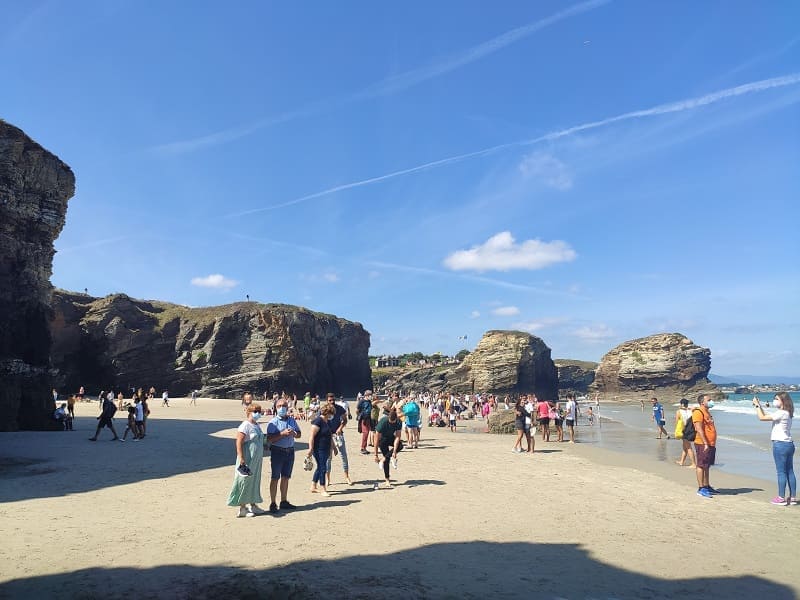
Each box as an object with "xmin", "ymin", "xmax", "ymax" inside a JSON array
[{"xmin": 683, "ymin": 410, "xmax": 698, "ymax": 442}]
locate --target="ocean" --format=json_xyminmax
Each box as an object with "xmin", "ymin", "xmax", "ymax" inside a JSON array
[{"xmin": 585, "ymin": 393, "xmax": 799, "ymax": 483}]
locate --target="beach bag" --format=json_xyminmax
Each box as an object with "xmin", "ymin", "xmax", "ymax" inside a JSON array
[
  {"xmin": 303, "ymin": 455, "xmax": 314, "ymax": 471},
  {"xmin": 674, "ymin": 416, "xmax": 684, "ymax": 439},
  {"xmin": 682, "ymin": 412, "xmax": 697, "ymax": 442}
]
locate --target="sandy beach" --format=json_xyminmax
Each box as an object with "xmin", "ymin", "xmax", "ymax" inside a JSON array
[{"xmin": 0, "ymin": 398, "xmax": 798, "ymax": 599}]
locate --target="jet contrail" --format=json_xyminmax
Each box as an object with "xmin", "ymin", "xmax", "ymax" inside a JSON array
[
  {"xmin": 154, "ymin": 0, "xmax": 610, "ymax": 156},
  {"xmin": 228, "ymin": 72, "xmax": 800, "ymax": 217}
]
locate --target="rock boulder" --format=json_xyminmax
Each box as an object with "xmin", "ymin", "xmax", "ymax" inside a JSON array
[
  {"xmin": 0, "ymin": 121, "xmax": 75, "ymax": 430},
  {"xmin": 590, "ymin": 333, "xmax": 719, "ymax": 401},
  {"xmin": 555, "ymin": 359, "xmax": 597, "ymax": 394}
]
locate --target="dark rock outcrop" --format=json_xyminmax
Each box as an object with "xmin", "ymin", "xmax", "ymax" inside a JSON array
[
  {"xmin": 0, "ymin": 121, "xmax": 75, "ymax": 430},
  {"xmin": 50, "ymin": 291, "xmax": 372, "ymax": 398},
  {"xmin": 589, "ymin": 333, "xmax": 719, "ymax": 401},
  {"xmin": 380, "ymin": 330, "xmax": 558, "ymax": 399},
  {"xmin": 555, "ymin": 359, "xmax": 597, "ymax": 394}
]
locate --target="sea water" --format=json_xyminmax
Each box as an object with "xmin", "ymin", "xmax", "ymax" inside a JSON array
[{"xmin": 585, "ymin": 393, "xmax": 799, "ymax": 483}]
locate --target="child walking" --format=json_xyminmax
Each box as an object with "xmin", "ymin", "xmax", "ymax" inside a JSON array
[{"xmin": 121, "ymin": 406, "xmax": 139, "ymax": 441}]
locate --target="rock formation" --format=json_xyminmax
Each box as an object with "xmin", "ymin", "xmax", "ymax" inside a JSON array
[
  {"xmin": 590, "ymin": 333, "xmax": 719, "ymax": 401},
  {"xmin": 555, "ymin": 359, "xmax": 597, "ymax": 394},
  {"xmin": 380, "ymin": 330, "xmax": 558, "ymax": 399},
  {"xmin": 0, "ymin": 121, "xmax": 75, "ymax": 430},
  {"xmin": 50, "ymin": 291, "xmax": 372, "ymax": 398}
]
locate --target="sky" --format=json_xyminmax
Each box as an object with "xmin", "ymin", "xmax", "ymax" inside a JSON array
[{"xmin": 2, "ymin": 1, "xmax": 799, "ymax": 376}]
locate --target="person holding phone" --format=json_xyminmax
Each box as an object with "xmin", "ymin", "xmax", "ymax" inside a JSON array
[{"xmin": 753, "ymin": 393, "xmax": 796, "ymax": 506}]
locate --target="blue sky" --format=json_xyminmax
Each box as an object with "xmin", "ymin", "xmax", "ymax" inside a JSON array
[{"xmin": 3, "ymin": 1, "xmax": 799, "ymax": 376}]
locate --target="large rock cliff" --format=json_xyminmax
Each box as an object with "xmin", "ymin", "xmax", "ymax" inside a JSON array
[
  {"xmin": 50, "ymin": 291, "xmax": 372, "ymax": 398},
  {"xmin": 0, "ymin": 121, "xmax": 75, "ymax": 430},
  {"xmin": 555, "ymin": 359, "xmax": 597, "ymax": 394},
  {"xmin": 380, "ymin": 330, "xmax": 558, "ymax": 399},
  {"xmin": 590, "ymin": 333, "xmax": 719, "ymax": 401}
]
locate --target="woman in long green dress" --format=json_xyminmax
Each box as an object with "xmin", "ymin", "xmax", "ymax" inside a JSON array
[{"xmin": 227, "ymin": 399, "xmax": 267, "ymax": 517}]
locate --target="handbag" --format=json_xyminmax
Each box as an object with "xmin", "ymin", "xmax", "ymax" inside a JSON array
[{"xmin": 303, "ymin": 455, "xmax": 314, "ymax": 471}]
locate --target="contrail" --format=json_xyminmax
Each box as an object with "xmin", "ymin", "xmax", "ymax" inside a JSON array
[
  {"xmin": 153, "ymin": 0, "xmax": 609, "ymax": 156},
  {"xmin": 228, "ymin": 72, "xmax": 800, "ymax": 217}
]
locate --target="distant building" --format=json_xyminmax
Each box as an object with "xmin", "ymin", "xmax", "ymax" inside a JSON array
[{"xmin": 376, "ymin": 356, "xmax": 400, "ymax": 368}]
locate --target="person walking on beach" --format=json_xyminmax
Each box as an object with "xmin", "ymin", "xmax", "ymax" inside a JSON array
[
  {"xmin": 564, "ymin": 393, "xmax": 578, "ymax": 443},
  {"xmin": 190, "ymin": 390, "xmax": 198, "ymax": 406},
  {"xmin": 67, "ymin": 394, "xmax": 76, "ymax": 420},
  {"xmin": 651, "ymin": 397, "xmax": 670, "ymax": 439},
  {"xmin": 357, "ymin": 390, "xmax": 374, "ymax": 454},
  {"xmin": 675, "ymin": 399, "xmax": 696, "ymax": 467},
  {"xmin": 307, "ymin": 403, "xmax": 337, "ymax": 497},
  {"xmin": 89, "ymin": 395, "xmax": 120, "ymax": 441},
  {"xmin": 324, "ymin": 393, "xmax": 353, "ymax": 486},
  {"xmin": 552, "ymin": 401, "xmax": 564, "ymax": 442},
  {"xmin": 227, "ymin": 398, "xmax": 267, "ymax": 517},
  {"xmin": 266, "ymin": 397, "xmax": 302, "ymax": 513},
  {"xmin": 693, "ymin": 394, "xmax": 717, "ymax": 498},
  {"xmin": 161, "ymin": 390, "xmax": 169, "ymax": 407},
  {"xmin": 375, "ymin": 404, "xmax": 402, "ymax": 488},
  {"xmin": 753, "ymin": 392, "xmax": 796, "ymax": 506}
]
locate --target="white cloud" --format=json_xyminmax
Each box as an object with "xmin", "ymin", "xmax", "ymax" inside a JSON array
[
  {"xmin": 300, "ymin": 272, "xmax": 340, "ymax": 284},
  {"xmin": 512, "ymin": 317, "xmax": 567, "ymax": 332},
  {"xmin": 572, "ymin": 324, "xmax": 615, "ymax": 341},
  {"xmin": 190, "ymin": 274, "xmax": 239, "ymax": 290},
  {"xmin": 443, "ymin": 231, "xmax": 577, "ymax": 272},
  {"xmin": 491, "ymin": 306, "xmax": 520, "ymax": 316},
  {"xmin": 323, "ymin": 273, "xmax": 340, "ymax": 283},
  {"xmin": 519, "ymin": 152, "xmax": 573, "ymax": 190},
  {"xmin": 470, "ymin": 310, "xmax": 481, "ymax": 319}
]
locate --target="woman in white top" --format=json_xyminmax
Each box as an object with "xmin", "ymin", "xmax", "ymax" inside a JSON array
[
  {"xmin": 227, "ymin": 398, "xmax": 267, "ymax": 517},
  {"xmin": 675, "ymin": 398, "xmax": 696, "ymax": 467},
  {"xmin": 753, "ymin": 392, "xmax": 796, "ymax": 506}
]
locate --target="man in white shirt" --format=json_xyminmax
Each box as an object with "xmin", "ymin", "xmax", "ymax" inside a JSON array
[{"xmin": 565, "ymin": 392, "xmax": 578, "ymax": 443}]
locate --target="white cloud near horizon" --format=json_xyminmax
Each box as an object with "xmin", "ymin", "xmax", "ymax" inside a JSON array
[
  {"xmin": 572, "ymin": 324, "xmax": 615, "ymax": 341},
  {"xmin": 491, "ymin": 306, "xmax": 520, "ymax": 316},
  {"xmin": 190, "ymin": 274, "xmax": 239, "ymax": 289},
  {"xmin": 519, "ymin": 152, "xmax": 573, "ymax": 190},
  {"xmin": 443, "ymin": 232, "xmax": 577, "ymax": 272},
  {"xmin": 470, "ymin": 310, "xmax": 481, "ymax": 319},
  {"xmin": 229, "ymin": 71, "xmax": 800, "ymax": 217},
  {"xmin": 513, "ymin": 317, "xmax": 568, "ymax": 332},
  {"xmin": 153, "ymin": 0, "xmax": 609, "ymax": 156}
]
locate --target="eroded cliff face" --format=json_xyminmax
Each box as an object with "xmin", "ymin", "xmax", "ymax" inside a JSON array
[
  {"xmin": 50, "ymin": 291, "xmax": 372, "ymax": 398},
  {"xmin": 555, "ymin": 359, "xmax": 597, "ymax": 394},
  {"xmin": 590, "ymin": 333, "xmax": 719, "ymax": 401},
  {"xmin": 380, "ymin": 330, "xmax": 558, "ymax": 399},
  {"xmin": 0, "ymin": 121, "xmax": 75, "ymax": 430}
]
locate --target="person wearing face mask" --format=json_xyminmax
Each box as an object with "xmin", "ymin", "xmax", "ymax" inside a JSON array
[
  {"xmin": 266, "ymin": 399, "xmax": 302, "ymax": 513},
  {"xmin": 692, "ymin": 394, "xmax": 718, "ymax": 499},
  {"xmin": 753, "ymin": 392, "xmax": 796, "ymax": 506},
  {"xmin": 227, "ymin": 398, "xmax": 267, "ymax": 517}
]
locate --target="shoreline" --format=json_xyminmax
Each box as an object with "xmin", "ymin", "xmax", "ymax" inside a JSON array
[{"xmin": 1, "ymin": 397, "xmax": 797, "ymax": 599}]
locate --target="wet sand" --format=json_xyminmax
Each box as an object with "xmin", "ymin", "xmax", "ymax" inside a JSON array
[{"xmin": 0, "ymin": 398, "xmax": 798, "ymax": 599}]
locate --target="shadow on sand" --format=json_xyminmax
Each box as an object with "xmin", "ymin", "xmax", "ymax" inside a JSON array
[{"xmin": 0, "ymin": 540, "xmax": 793, "ymax": 599}]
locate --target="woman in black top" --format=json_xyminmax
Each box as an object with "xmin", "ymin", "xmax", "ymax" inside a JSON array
[
  {"xmin": 374, "ymin": 405, "xmax": 402, "ymax": 488},
  {"xmin": 307, "ymin": 403, "xmax": 337, "ymax": 496},
  {"xmin": 512, "ymin": 397, "xmax": 527, "ymax": 453}
]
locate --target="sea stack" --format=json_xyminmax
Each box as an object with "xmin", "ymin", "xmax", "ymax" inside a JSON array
[
  {"xmin": 590, "ymin": 332, "xmax": 719, "ymax": 401},
  {"xmin": 0, "ymin": 120, "xmax": 75, "ymax": 430}
]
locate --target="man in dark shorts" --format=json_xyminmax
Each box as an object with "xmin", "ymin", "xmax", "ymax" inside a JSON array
[
  {"xmin": 651, "ymin": 397, "xmax": 670, "ymax": 439},
  {"xmin": 693, "ymin": 393, "xmax": 718, "ymax": 498},
  {"xmin": 266, "ymin": 398, "xmax": 302, "ymax": 513},
  {"xmin": 89, "ymin": 396, "xmax": 120, "ymax": 441}
]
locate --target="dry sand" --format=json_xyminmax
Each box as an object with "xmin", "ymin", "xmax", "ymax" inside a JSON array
[{"xmin": 0, "ymin": 398, "xmax": 798, "ymax": 599}]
